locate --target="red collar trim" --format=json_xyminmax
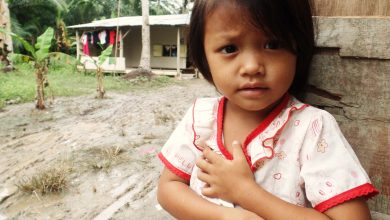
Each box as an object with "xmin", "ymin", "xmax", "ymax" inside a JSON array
[{"xmin": 216, "ymin": 94, "xmax": 291, "ymax": 162}]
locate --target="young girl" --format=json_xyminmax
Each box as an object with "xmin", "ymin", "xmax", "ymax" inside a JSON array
[{"xmin": 157, "ymin": 0, "xmax": 378, "ymax": 219}]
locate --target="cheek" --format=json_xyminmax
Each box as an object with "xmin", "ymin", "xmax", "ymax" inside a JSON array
[
  {"xmin": 212, "ymin": 75, "xmax": 227, "ymax": 90},
  {"xmin": 206, "ymin": 55, "xmax": 223, "ymax": 72},
  {"xmin": 269, "ymin": 61, "xmax": 295, "ymax": 78},
  {"xmin": 212, "ymin": 73, "xmax": 234, "ymax": 95},
  {"xmin": 276, "ymin": 55, "xmax": 296, "ymax": 80}
]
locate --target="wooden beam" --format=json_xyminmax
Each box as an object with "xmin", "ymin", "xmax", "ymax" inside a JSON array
[{"xmin": 176, "ymin": 27, "xmax": 182, "ymax": 79}]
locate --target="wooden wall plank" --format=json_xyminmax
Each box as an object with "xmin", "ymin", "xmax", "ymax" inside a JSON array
[
  {"xmin": 307, "ymin": 16, "xmax": 390, "ymax": 214},
  {"xmin": 311, "ymin": 0, "xmax": 390, "ymax": 16},
  {"xmin": 314, "ymin": 17, "xmax": 390, "ymax": 59}
]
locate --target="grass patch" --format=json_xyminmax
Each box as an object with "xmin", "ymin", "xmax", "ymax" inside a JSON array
[
  {"xmin": 153, "ymin": 109, "xmax": 174, "ymax": 125},
  {"xmin": 0, "ymin": 64, "xmax": 36, "ymax": 104},
  {"xmin": 0, "ymin": 99, "xmax": 5, "ymax": 110},
  {"xmin": 0, "ymin": 63, "xmax": 176, "ymax": 107},
  {"xmin": 86, "ymin": 146, "xmax": 125, "ymax": 171},
  {"xmin": 16, "ymin": 164, "xmax": 72, "ymax": 195}
]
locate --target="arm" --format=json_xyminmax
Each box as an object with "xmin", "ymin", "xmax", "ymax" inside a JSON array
[
  {"xmin": 196, "ymin": 141, "xmax": 372, "ymax": 220},
  {"xmin": 234, "ymin": 178, "xmax": 371, "ymax": 220},
  {"xmin": 157, "ymin": 167, "xmax": 263, "ymax": 220}
]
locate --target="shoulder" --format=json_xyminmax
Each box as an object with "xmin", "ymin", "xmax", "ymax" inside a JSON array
[
  {"xmin": 192, "ymin": 97, "xmax": 221, "ymax": 150},
  {"xmin": 291, "ymin": 98, "xmax": 339, "ymax": 128},
  {"xmin": 281, "ymin": 97, "xmax": 344, "ymax": 143},
  {"xmin": 193, "ymin": 97, "xmax": 221, "ymax": 112},
  {"xmin": 191, "ymin": 97, "xmax": 221, "ymax": 124}
]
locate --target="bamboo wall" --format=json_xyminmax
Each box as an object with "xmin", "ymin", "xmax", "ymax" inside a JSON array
[{"xmin": 311, "ymin": 0, "xmax": 390, "ymax": 16}]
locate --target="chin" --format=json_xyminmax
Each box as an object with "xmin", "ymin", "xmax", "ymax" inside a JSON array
[{"xmin": 242, "ymin": 103, "xmax": 270, "ymax": 112}]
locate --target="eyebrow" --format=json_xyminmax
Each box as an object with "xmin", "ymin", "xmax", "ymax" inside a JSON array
[{"xmin": 211, "ymin": 30, "xmax": 243, "ymax": 40}]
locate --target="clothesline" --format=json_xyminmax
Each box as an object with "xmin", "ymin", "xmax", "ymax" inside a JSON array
[{"xmin": 81, "ymin": 30, "xmax": 119, "ymax": 56}]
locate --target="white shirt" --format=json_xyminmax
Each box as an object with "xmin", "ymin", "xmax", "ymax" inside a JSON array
[
  {"xmin": 158, "ymin": 95, "xmax": 378, "ymax": 212},
  {"xmin": 99, "ymin": 30, "xmax": 107, "ymax": 45}
]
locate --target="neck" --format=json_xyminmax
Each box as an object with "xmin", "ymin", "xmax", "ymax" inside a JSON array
[{"xmin": 224, "ymin": 98, "xmax": 281, "ymax": 125}]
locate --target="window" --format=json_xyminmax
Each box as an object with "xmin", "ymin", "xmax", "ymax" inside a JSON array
[{"xmin": 153, "ymin": 44, "xmax": 178, "ymax": 57}]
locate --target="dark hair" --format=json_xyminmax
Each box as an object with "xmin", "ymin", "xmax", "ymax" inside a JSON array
[{"xmin": 188, "ymin": 0, "xmax": 315, "ymax": 98}]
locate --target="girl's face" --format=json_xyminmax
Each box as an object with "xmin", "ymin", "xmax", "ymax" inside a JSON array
[{"xmin": 204, "ymin": 3, "xmax": 297, "ymax": 113}]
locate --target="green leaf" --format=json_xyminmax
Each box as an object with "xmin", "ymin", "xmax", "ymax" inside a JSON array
[
  {"xmin": 35, "ymin": 27, "xmax": 55, "ymax": 62},
  {"xmin": 98, "ymin": 45, "xmax": 113, "ymax": 66},
  {"xmin": 0, "ymin": 27, "xmax": 36, "ymax": 59},
  {"xmin": 48, "ymin": 52, "xmax": 77, "ymax": 64},
  {"xmin": 9, "ymin": 53, "xmax": 34, "ymax": 64}
]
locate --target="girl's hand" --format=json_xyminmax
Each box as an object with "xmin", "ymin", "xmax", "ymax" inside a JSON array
[
  {"xmin": 196, "ymin": 141, "xmax": 255, "ymax": 203},
  {"xmin": 223, "ymin": 207, "xmax": 264, "ymax": 220}
]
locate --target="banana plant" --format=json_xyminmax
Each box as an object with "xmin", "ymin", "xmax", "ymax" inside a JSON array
[
  {"xmin": 84, "ymin": 45, "xmax": 113, "ymax": 99},
  {"xmin": 1, "ymin": 27, "xmax": 74, "ymax": 109}
]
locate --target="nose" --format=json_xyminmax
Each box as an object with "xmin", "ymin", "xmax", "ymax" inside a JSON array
[{"xmin": 238, "ymin": 50, "xmax": 265, "ymax": 76}]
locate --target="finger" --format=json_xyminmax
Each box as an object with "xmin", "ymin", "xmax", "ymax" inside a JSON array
[
  {"xmin": 201, "ymin": 185, "xmax": 217, "ymax": 198},
  {"xmin": 195, "ymin": 156, "xmax": 210, "ymax": 171},
  {"xmin": 203, "ymin": 147, "xmax": 222, "ymax": 164},
  {"xmin": 197, "ymin": 169, "xmax": 211, "ymax": 183}
]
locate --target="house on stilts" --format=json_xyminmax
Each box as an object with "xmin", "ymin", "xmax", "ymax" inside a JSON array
[{"xmin": 68, "ymin": 14, "xmax": 191, "ymax": 76}]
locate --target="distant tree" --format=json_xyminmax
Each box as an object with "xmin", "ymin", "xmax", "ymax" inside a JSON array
[
  {"xmin": 64, "ymin": 0, "xmax": 107, "ymax": 25},
  {"xmin": 121, "ymin": 0, "xmax": 141, "ymax": 16},
  {"xmin": 0, "ymin": 0, "xmax": 13, "ymax": 67},
  {"xmin": 150, "ymin": 0, "xmax": 185, "ymax": 15},
  {"xmin": 139, "ymin": 0, "xmax": 151, "ymax": 72},
  {"xmin": 181, "ymin": 0, "xmax": 194, "ymax": 13},
  {"xmin": 8, "ymin": 0, "xmax": 67, "ymax": 53},
  {"xmin": 1, "ymin": 27, "xmax": 74, "ymax": 109}
]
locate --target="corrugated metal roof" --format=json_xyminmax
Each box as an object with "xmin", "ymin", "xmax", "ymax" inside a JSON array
[{"xmin": 68, "ymin": 14, "xmax": 190, "ymax": 29}]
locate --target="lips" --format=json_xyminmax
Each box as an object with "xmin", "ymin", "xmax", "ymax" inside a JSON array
[
  {"xmin": 237, "ymin": 83, "xmax": 269, "ymax": 98},
  {"xmin": 238, "ymin": 83, "xmax": 268, "ymax": 91}
]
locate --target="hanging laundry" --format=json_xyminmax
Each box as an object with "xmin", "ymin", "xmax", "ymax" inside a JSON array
[
  {"xmin": 88, "ymin": 32, "xmax": 93, "ymax": 44},
  {"xmin": 93, "ymin": 32, "xmax": 99, "ymax": 45},
  {"xmin": 81, "ymin": 33, "xmax": 90, "ymax": 56},
  {"xmin": 109, "ymin": 30, "xmax": 116, "ymax": 45},
  {"xmin": 105, "ymin": 30, "xmax": 109, "ymax": 45},
  {"xmin": 98, "ymin": 30, "xmax": 107, "ymax": 45}
]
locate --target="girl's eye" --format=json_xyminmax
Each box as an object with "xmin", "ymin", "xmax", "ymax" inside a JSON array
[
  {"xmin": 264, "ymin": 40, "xmax": 281, "ymax": 50},
  {"xmin": 221, "ymin": 45, "xmax": 237, "ymax": 54}
]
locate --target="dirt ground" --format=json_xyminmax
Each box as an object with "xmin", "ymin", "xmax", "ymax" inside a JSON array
[
  {"xmin": 0, "ymin": 77, "xmax": 389, "ymax": 220},
  {"xmin": 0, "ymin": 78, "xmax": 218, "ymax": 220}
]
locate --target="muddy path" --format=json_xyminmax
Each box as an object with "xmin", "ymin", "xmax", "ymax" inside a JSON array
[
  {"xmin": 1, "ymin": 78, "xmax": 389, "ymax": 220},
  {"xmin": 0, "ymin": 78, "xmax": 218, "ymax": 220}
]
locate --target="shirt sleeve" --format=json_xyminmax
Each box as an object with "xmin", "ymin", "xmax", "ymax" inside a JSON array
[
  {"xmin": 300, "ymin": 110, "xmax": 378, "ymax": 212},
  {"xmin": 158, "ymin": 103, "xmax": 198, "ymax": 182}
]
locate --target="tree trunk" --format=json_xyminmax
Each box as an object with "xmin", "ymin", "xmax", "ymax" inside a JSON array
[
  {"xmin": 181, "ymin": 0, "xmax": 188, "ymax": 13},
  {"xmin": 96, "ymin": 67, "xmax": 105, "ymax": 99},
  {"xmin": 35, "ymin": 66, "xmax": 45, "ymax": 110},
  {"xmin": 139, "ymin": 0, "xmax": 151, "ymax": 71},
  {"xmin": 0, "ymin": 0, "xmax": 13, "ymax": 66}
]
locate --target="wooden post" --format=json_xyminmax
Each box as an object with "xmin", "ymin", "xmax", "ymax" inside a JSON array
[
  {"xmin": 76, "ymin": 30, "xmax": 80, "ymax": 60},
  {"xmin": 119, "ymin": 29, "xmax": 124, "ymax": 58},
  {"xmin": 177, "ymin": 27, "xmax": 181, "ymax": 79}
]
